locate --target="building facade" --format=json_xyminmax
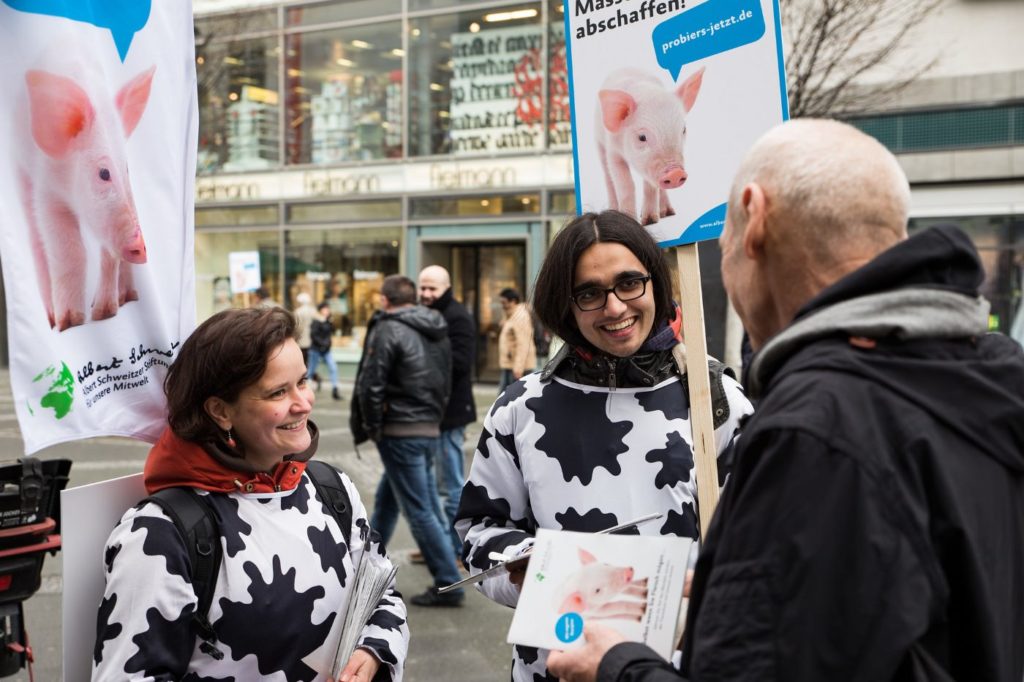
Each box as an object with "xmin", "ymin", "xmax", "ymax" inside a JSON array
[{"xmin": 189, "ymin": 0, "xmax": 1024, "ymax": 380}]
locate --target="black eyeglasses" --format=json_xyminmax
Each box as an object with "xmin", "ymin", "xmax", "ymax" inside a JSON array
[{"xmin": 572, "ymin": 276, "xmax": 651, "ymax": 311}]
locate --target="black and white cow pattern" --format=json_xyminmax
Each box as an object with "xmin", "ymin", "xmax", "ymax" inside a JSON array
[
  {"xmin": 93, "ymin": 470, "xmax": 409, "ymax": 681},
  {"xmin": 456, "ymin": 371, "xmax": 751, "ymax": 682}
]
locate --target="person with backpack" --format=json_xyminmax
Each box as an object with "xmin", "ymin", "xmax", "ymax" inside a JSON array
[{"xmin": 93, "ymin": 307, "xmax": 408, "ymax": 681}]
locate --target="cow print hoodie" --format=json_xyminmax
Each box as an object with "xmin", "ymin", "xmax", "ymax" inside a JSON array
[
  {"xmin": 92, "ymin": 424, "xmax": 408, "ymax": 681},
  {"xmin": 455, "ymin": 325, "xmax": 753, "ymax": 682}
]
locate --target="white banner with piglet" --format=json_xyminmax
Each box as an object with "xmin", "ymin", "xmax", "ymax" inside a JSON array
[{"xmin": 0, "ymin": 2, "xmax": 197, "ymax": 453}]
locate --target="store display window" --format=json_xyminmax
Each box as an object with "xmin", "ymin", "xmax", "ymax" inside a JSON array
[
  {"xmin": 285, "ymin": 22, "xmax": 403, "ymax": 165},
  {"xmin": 409, "ymin": 3, "xmax": 544, "ymax": 156},
  {"xmin": 195, "ymin": 230, "xmax": 282, "ymax": 321},
  {"xmin": 286, "ymin": 0, "xmax": 401, "ymax": 26},
  {"xmin": 284, "ymin": 227, "xmax": 401, "ymax": 348},
  {"xmin": 195, "ymin": 27, "xmax": 281, "ymax": 175},
  {"xmin": 548, "ymin": 1, "xmax": 571, "ymax": 150},
  {"xmin": 410, "ymin": 193, "xmax": 541, "ymax": 218}
]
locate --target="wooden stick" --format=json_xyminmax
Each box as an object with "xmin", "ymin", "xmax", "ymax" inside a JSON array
[{"xmin": 674, "ymin": 243, "xmax": 719, "ymax": 539}]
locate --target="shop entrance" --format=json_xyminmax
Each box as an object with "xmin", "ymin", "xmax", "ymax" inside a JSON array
[{"xmin": 421, "ymin": 241, "xmax": 527, "ymax": 383}]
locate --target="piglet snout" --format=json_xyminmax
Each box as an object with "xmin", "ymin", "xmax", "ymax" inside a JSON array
[
  {"xmin": 660, "ymin": 166, "xmax": 687, "ymax": 189},
  {"xmin": 122, "ymin": 227, "xmax": 147, "ymax": 264}
]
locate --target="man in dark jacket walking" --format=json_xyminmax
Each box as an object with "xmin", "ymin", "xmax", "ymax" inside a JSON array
[
  {"xmin": 418, "ymin": 265, "xmax": 477, "ymax": 557},
  {"xmin": 353, "ymin": 275, "xmax": 464, "ymax": 606},
  {"xmin": 548, "ymin": 119, "xmax": 1024, "ymax": 681}
]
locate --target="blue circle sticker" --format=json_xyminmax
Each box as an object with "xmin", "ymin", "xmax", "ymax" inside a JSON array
[{"xmin": 555, "ymin": 612, "xmax": 584, "ymax": 643}]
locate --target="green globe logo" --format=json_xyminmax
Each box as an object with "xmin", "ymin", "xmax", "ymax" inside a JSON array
[{"xmin": 29, "ymin": 362, "xmax": 74, "ymax": 420}]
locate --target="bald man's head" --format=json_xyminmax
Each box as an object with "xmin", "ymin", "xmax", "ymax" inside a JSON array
[
  {"xmin": 726, "ymin": 118, "xmax": 910, "ymax": 266},
  {"xmin": 418, "ymin": 265, "xmax": 451, "ymax": 307},
  {"xmin": 721, "ymin": 119, "xmax": 911, "ymax": 349}
]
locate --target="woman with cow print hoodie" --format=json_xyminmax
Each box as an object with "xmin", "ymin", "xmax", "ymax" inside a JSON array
[
  {"xmin": 454, "ymin": 211, "xmax": 753, "ymax": 682},
  {"xmin": 93, "ymin": 308, "xmax": 408, "ymax": 682}
]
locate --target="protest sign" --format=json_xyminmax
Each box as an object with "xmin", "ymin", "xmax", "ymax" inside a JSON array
[
  {"xmin": 563, "ymin": 0, "xmax": 788, "ymax": 246},
  {"xmin": 563, "ymin": 0, "xmax": 787, "ymax": 532},
  {"xmin": 61, "ymin": 473, "xmax": 147, "ymax": 682},
  {"xmin": 0, "ymin": 2, "xmax": 197, "ymax": 453}
]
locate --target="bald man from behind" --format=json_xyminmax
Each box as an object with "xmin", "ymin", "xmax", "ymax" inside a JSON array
[
  {"xmin": 548, "ymin": 119, "xmax": 1024, "ymax": 682},
  {"xmin": 419, "ymin": 265, "xmax": 477, "ymax": 561}
]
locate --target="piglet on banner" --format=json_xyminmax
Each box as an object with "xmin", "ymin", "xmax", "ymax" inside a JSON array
[{"xmin": 0, "ymin": 2, "xmax": 197, "ymax": 453}]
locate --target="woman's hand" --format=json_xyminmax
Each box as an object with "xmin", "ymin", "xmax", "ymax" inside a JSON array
[
  {"xmin": 337, "ymin": 647, "xmax": 379, "ymax": 682},
  {"xmin": 547, "ymin": 624, "xmax": 627, "ymax": 682}
]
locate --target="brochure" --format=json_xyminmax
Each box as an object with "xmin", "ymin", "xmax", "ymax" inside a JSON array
[
  {"xmin": 507, "ymin": 528, "xmax": 691, "ymax": 659},
  {"xmin": 329, "ymin": 531, "xmax": 398, "ymax": 679}
]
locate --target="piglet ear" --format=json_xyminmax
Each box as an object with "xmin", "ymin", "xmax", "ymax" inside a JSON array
[
  {"xmin": 677, "ymin": 67, "xmax": 705, "ymax": 113},
  {"xmin": 578, "ymin": 548, "xmax": 597, "ymax": 565},
  {"xmin": 598, "ymin": 89, "xmax": 636, "ymax": 133},
  {"xmin": 559, "ymin": 591, "xmax": 583, "ymax": 613},
  {"xmin": 116, "ymin": 66, "xmax": 155, "ymax": 138},
  {"xmin": 25, "ymin": 70, "xmax": 95, "ymax": 158}
]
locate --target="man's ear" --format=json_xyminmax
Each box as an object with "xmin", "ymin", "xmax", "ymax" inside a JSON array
[
  {"xmin": 203, "ymin": 396, "xmax": 232, "ymax": 431},
  {"xmin": 740, "ymin": 183, "xmax": 768, "ymax": 260}
]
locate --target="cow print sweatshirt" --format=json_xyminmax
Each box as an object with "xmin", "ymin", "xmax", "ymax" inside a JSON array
[
  {"xmin": 455, "ymin": 343, "xmax": 753, "ymax": 682},
  {"xmin": 92, "ymin": 426, "xmax": 408, "ymax": 682}
]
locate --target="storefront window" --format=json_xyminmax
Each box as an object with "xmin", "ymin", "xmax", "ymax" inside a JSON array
[
  {"xmin": 409, "ymin": 3, "xmax": 544, "ymax": 156},
  {"xmin": 195, "ymin": 230, "xmax": 281, "ymax": 321},
  {"xmin": 286, "ymin": 0, "xmax": 401, "ymax": 26},
  {"xmin": 284, "ymin": 227, "xmax": 401, "ymax": 348},
  {"xmin": 195, "ymin": 28, "xmax": 281, "ymax": 174},
  {"xmin": 410, "ymin": 193, "xmax": 541, "ymax": 218},
  {"xmin": 196, "ymin": 205, "xmax": 280, "ymax": 227},
  {"xmin": 909, "ymin": 215, "xmax": 1024, "ymax": 338},
  {"xmin": 548, "ymin": 2, "xmax": 571, "ymax": 149},
  {"xmin": 287, "ymin": 199, "xmax": 402, "ymax": 223},
  {"xmin": 285, "ymin": 22, "xmax": 403, "ymax": 165}
]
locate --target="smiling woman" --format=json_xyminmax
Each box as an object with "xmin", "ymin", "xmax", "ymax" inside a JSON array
[
  {"xmin": 454, "ymin": 209, "xmax": 754, "ymax": 681},
  {"xmin": 93, "ymin": 308, "xmax": 410, "ymax": 681}
]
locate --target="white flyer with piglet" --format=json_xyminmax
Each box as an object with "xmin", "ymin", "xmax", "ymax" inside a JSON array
[
  {"xmin": 508, "ymin": 528, "xmax": 692, "ymax": 658},
  {"xmin": 563, "ymin": 0, "xmax": 787, "ymax": 245}
]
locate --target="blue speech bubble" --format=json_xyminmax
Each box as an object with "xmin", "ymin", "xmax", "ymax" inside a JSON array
[
  {"xmin": 653, "ymin": 0, "xmax": 765, "ymax": 81},
  {"xmin": 3, "ymin": 0, "xmax": 151, "ymax": 62}
]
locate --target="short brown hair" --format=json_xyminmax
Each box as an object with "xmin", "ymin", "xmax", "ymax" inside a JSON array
[
  {"xmin": 165, "ymin": 307, "xmax": 297, "ymax": 442},
  {"xmin": 532, "ymin": 211, "xmax": 673, "ymax": 351},
  {"xmin": 382, "ymin": 275, "xmax": 416, "ymax": 306}
]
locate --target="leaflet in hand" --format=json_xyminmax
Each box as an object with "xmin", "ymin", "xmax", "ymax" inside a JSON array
[
  {"xmin": 507, "ymin": 528, "xmax": 692, "ymax": 659},
  {"xmin": 329, "ymin": 543, "xmax": 398, "ymax": 679}
]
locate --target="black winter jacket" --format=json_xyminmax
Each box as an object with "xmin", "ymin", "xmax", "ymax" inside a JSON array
[
  {"xmin": 352, "ymin": 305, "xmax": 451, "ymax": 443},
  {"xmin": 599, "ymin": 226, "xmax": 1024, "ymax": 682},
  {"xmin": 309, "ymin": 317, "xmax": 333, "ymax": 354},
  {"xmin": 429, "ymin": 288, "xmax": 477, "ymax": 430}
]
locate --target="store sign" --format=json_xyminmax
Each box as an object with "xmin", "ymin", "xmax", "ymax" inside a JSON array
[
  {"xmin": 228, "ymin": 251, "xmax": 261, "ymax": 294},
  {"xmin": 195, "ymin": 155, "xmax": 575, "ymax": 203}
]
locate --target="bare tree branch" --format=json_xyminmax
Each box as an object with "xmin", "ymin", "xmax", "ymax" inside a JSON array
[{"xmin": 781, "ymin": 0, "xmax": 943, "ymax": 118}]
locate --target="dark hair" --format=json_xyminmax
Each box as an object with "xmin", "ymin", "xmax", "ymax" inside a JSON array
[
  {"xmin": 499, "ymin": 288, "xmax": 521, "ymax": 303},
  {"xmin": 382, "ymin": 275, "xmax": 416, "ymax": 306},
  {"xmin": 165, "ymin": 307, "xmax": 297, "ymax": 442},
  {"xmin": 317, "ymin": 301, "xmax": 330, "ymax": 313},
  {"xmin": 532, "ymin": 210, "xmax": 673, "ymax": 351}
]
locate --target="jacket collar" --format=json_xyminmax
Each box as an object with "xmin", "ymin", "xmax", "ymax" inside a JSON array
[{"xmin": 143, "ymin": 422, "xmax": 318, "ymax": 495}]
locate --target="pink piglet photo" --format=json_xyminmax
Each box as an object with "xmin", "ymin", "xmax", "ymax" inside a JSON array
[{"xmin": 15, "ymin": 59, "xmax": 155, "ymax": 331}]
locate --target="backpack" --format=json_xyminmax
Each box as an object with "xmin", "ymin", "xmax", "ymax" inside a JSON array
[{"xmin": 141, "ymin": 460, "xmax": 352, "ymax": 660}]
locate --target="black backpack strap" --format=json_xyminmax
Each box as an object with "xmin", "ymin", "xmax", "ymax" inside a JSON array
[
  {"xmin": 143, "ymin": 488, "xmax": 224, "ymax": 660},
  {"xmin": 304, "ymin": 460, "xmax": 353, "ymax": 546}
]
